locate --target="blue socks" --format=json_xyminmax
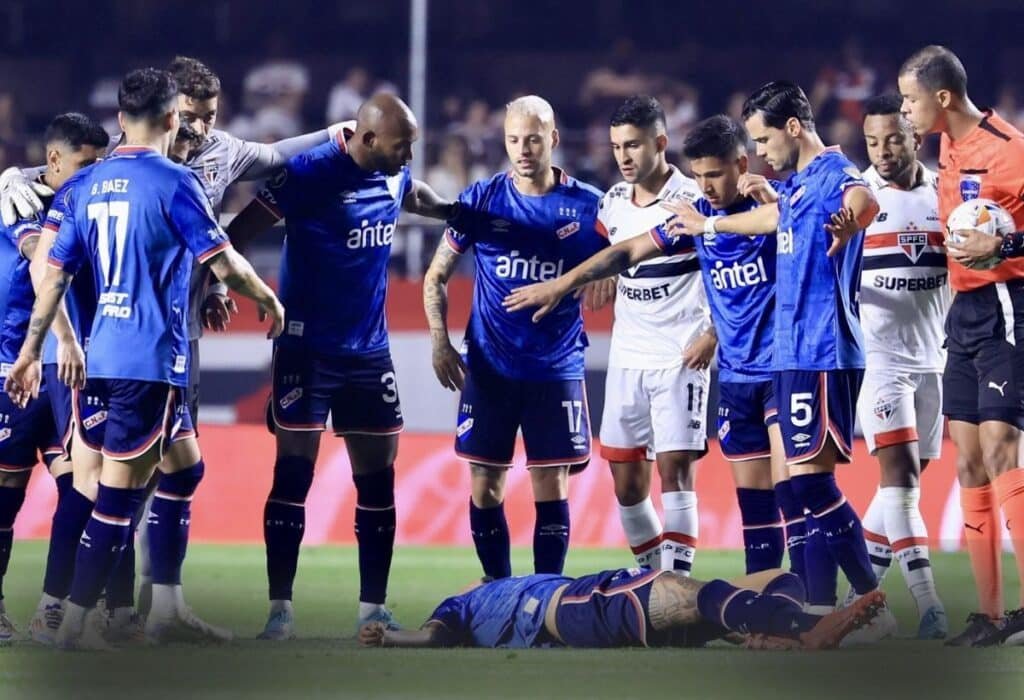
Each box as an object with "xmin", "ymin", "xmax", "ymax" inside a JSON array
[
  {"xmin": 69, "ymin": 485, "xmax": 146, "ymax": 609},
  {"xmin": 696, "ymin": 574, "xmax": 818, "ymax": 637},
  {"xmin": 149, "ymin": 461, "xmax": 205, "ymax": 585},
  {"xmin": 534, "ymin": 499, "xmax": 570, "ymax": 574},
  {"xmin": 0, "ymin": 485, "xmax": 27, "ymax": 601},
  {"xmin": 264, "ymin": 456, "xmax": 315, "ymax": 600},
  {"xmin": 792, "ymin": 472, "xmax": 878, "ymax": 597},
  {"xmin": 469, "ymin": 500, "xmax": 511, "ymax": 578},
  {"xmin": 803, "ymin": 513, "xmax": 839, "ymax": 607},
  {"xmin": 736, "ymin": 488, "xmax": 784, "ymax": 574},
  {"xmin": 43, "ymin": 480, "xmax": 95, "ymax": 599},
  {"xmin": 353, "ymin": 467, "xmax": 396, "ymax": 605},
  {"xmin": 773, "ymin": 480, "xmax": 807, "ymax": 585}
]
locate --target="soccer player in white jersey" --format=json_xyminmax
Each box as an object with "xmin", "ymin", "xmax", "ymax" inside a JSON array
[
  {"xmin": 595, "ymin": 97, "xmax": 714, "ymax": 572},
  {"xmin": 846, "ymin": 94, "xmax": 948, "ymax": 638}
]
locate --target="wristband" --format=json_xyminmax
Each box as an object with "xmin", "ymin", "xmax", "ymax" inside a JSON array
[{"xmin": 703, "ymin": 216, "xmax": 721, "ymax": 236}]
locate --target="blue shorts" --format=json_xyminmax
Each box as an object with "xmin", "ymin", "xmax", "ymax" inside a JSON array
[
  {"xmin": 456, "ymin": 363, "xmax": 591, "ymax": 469},
  {"xmin": 267, "ymin": 344, "xmax": 403, "ymax": 436},
  {"xmin": 554, "ymin": 568, "xmax": 662, "ymax": 647},
  {"xmin": 43, "ymin": 364, "xmax": 74, "ymax": 458},
  {"xmin": 76, "ymin": 379, "xmax": 193, "ymax": 460},
  {"xmin": 717, "ymin": 380, "xmax": 778, "ymax": 461},
  {"xmin": 773, "ymin": 370, "xmax": 863, "ymax": 465},
  {"xmin": 0, "ymin": 389, "xmax": 61, "ymax": 473}
]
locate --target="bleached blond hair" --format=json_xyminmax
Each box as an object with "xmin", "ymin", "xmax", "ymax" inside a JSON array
[{"xmin": 505, "ymin": 95, "xmax": 556, "ymax": 128}]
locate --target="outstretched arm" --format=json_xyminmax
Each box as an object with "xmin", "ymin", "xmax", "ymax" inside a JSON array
[
  {"xmin": 502, "ymin": 233, "xmax": 661, "ymax": 322},
  {"xmin": 403, "ymin": 179, "xmax": 458, "ymax": 220},
  {"xmin": 423, "ymin": 239, "xmax": 468, "ymax": 391},
  {"xmin": 661, "ymin": 199, "xmax": 780, "ymax": 238},
  {"xmin": 358, "ymin": 621, "xmax": 450, "ymax": 648}
]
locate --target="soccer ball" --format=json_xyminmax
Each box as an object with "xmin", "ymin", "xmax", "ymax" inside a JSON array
[{"xmin": 946, "ymin": 198, "xmax": 1014, "ymax": 271}]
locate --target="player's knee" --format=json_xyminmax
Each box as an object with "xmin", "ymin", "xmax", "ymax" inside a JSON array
[
  {"xmin": 656, "ymin": 452, "xmax": 697, "ymax": 490},
  {"xmin": 270, "ymin": 456, "xmax": 315, "ymax": 504},
  {"xmin": 275, "ymin": 429, "xmax": 321, "ymax": 461},
  {"xmin": 614, "ymin": 478, "xmax": 648, "ymax": 506},
  {"xmin": 980, "ymin": 434, "xmax": 1017, "ymax": 476}
]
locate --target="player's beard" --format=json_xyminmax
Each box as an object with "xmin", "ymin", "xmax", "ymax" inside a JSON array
[{"xmin": 174, "ymin": 124, "xmax": 205, "ymax": 161}]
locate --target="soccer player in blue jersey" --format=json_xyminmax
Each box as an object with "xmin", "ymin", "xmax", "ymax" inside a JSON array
[
  {"xmin": 0, "ymin": 114, "xmax": 106, "ymax": 644},
  {"xmin": 505, "ymin": 113, "xmax": 793, "ymax": 577},
  {"xmin": 423, "ymin": 96, "xmax": 607, "ymax": 581},
  {"xmin": 4, "ymin": 68, "xmax": 285, "ymax": 649},
  {"xmin": 226, "ymin": 93, "xmax": 457, "ymax": 639},
  {"xmin": 359, "ymin": 566, "xmax": 886, "ymax": 650},
  {"xmin": 662, "ymin": 82, "xmax": 893, "ymax": 638}
]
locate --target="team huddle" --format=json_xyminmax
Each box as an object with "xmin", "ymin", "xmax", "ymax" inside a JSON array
[{"xmin": 0, "ymin": 44, "xmax": 1023, "ymax": 652}]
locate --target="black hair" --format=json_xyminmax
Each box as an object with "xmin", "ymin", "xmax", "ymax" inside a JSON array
[
  {"xmin": 118, "ymin": 68, "xmax": 179, "ymax": 120},
  {"xmin": 863, "ymin": 93, "xmax": 905, "ymax": 117},
  {"xmin": 682, "ymin": 115, "xmax": 748, "ymax": 160},
  {"xmin": 899, "ymin": 45, "xmax": 967, "ymax": 97},
  {"xmin": 741, "ymin": 81, "xmax": 815, "ymax": 130},
  {"xmin": 43, "ymin": 112, "xmax": 109, "ymax": 150},
  {"xmin": 167, "ymin": 56, "xmax": 221, "ymax": 100},
  {"xmin": 610, "ymin": 95, "xmax": 666, "ymax": 131}
]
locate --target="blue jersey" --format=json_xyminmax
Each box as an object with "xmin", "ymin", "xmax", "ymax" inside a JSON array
[
  {"xmin": 0, "ymin": 207, "xmax": 46, "ymax": 367},
  {"xmin": 49, "ymin": 146, "xmax": 230, "ymax": 386},
  {"xmin": 41, "ymin": 172, "xmax": 97, "ymax": 366},
  {"xmin": 775, "ymin": 147, "xmax": 868, "ymax": 371},
  {"xmin": 693, "ymin": 195, "xmax": 777, "ymax": 383},
  {"xmin": 447, "ymin": 170, "xmax": 606, "ymax": 380},
  {"xmin": 257, "ymin": 135, "xmax": 412, "ymax": 356},
  {"xmin": 427, "ymin": 574, "xmax": 569, "ymax": 648}
]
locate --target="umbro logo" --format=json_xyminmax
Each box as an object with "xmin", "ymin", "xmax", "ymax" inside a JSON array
[
  {"xmin": 988, "ymin": 380, "xmax": 1008, "ymax": 397},
  {"xmin": 492, "ymin": 219, "xmax": 511, "ymax": 233},
  {"xmin": 792, "ymin": 432, "xmax": 811, "ymax": 448}
]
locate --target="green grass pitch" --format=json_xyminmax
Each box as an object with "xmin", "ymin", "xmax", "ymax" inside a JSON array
[{"xmin": 0, "ymin": 543, "xmax": 1022, "ymax": 699}]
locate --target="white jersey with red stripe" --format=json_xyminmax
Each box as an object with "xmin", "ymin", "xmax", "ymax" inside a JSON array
[
  {"xmin": 859, "ymin": 164, "xmax": 949, "ymax": 373},
  {"xmin": 598, "ymin": 166, "xmax": 709, "ymax": 370}
]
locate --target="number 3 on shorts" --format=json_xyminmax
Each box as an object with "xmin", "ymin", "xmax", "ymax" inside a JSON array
[
  {"xmin": 790, "ymin": 392, "xmax": 813, "ymax": 428},
  {"xmin": 380, "ymin": 371, "xmax": 398, "ymax": 403}
]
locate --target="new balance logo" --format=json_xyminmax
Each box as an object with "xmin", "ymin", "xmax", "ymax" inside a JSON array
[{"xmin": 988, "ymin": 380, "xmax": 1008, "ymax": 397}]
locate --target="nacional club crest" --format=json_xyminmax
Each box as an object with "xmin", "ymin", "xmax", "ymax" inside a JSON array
[
  {"xmin": 898, "ymin": 233, "xmax": 927, "ymax": 264},
  {"xmin": 960, "ymin": 174, "xmax": 981, "ymax": 202}
]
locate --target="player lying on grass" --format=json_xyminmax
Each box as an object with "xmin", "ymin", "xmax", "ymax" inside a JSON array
[{"xmin": 358, "ymin": 567, "xmax": 885, "ymax": 650}]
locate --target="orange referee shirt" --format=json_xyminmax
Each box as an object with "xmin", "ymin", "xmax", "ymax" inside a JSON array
[{"xmin": 938, "ymin": 110, "xmax": 1024, "ymax": 291}]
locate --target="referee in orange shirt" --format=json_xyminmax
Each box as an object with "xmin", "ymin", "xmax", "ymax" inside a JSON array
[{"xmin": 899, "ymin": 45, "xmax": 1024, "ymax": 647}]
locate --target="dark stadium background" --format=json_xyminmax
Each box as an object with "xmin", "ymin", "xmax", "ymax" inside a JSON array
[{"xmin": 1, "ymin": 0, "xmax": 1019, "ymax": 548}]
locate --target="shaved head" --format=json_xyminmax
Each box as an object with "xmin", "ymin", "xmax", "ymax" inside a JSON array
[{"xmin": 351, "ymin": 93, "xmax": 419, "ymax": 175}]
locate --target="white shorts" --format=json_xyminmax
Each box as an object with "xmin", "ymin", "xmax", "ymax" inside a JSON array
[
  {"xmin": 599, "ymin": 365, "xmax": 709, "ymax": 461},
  {"xmin": 857, "ymin": 370, "xmax": 943, "ymax": 459}
]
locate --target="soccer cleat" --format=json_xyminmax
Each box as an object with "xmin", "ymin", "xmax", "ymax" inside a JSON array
[
  {"xmin": 356, "ymin": 606, "xmax": 402, "ymax": 634},
  {"xmin": 144, "ymin": 606, "xmax": 233, "ymax": 646},
  {"xmin": 838, "ymin": 597, "xmax": 897, "ymax": 647},
  {"xmin": 103, "ymin": 610, "xmax": 147, "ymax": 646},
  {"xmin": 256, "ymin": 608, "xmax": 296, "ymax": 641},
  {"xmin": 916, "ymin": 605, "xmax": 949, "ymax": 640},
  {"xmin": 56, "ymin": 609, "xmax": 115, "ymax": 652},
  {"xmin": 803, "ymin": 589, "xmax": 887, "ymax": 650},
  {"xmin": 0, "ymin": 610, "xmax": 20, "ymax": 646},
  {"xmin": 28, "ymin": 603, "xmax": 65, "ymax": 647},
  {"xmin": 945, "ymin": 612, "xmax": 1002, "ymax": 647},
  {"xmin": 996, "ymin": 608, "xmax": 1024, "ymax": 646}
]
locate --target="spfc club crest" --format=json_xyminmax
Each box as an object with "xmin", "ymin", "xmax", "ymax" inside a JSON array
[
  {"xmin": 874, "ymin": 397, "xmax": 895, "ymax": 423},
  {"xmin": 898, "ymin": 232, "xmax": 927, "ymax": 264},
  {"xmin": 960, "ymin": 174, "xmax": 981, "ymax": 202},
  {"xmin": 203, "ymin": 159, "xmax": 220, "ymax": 188}
]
